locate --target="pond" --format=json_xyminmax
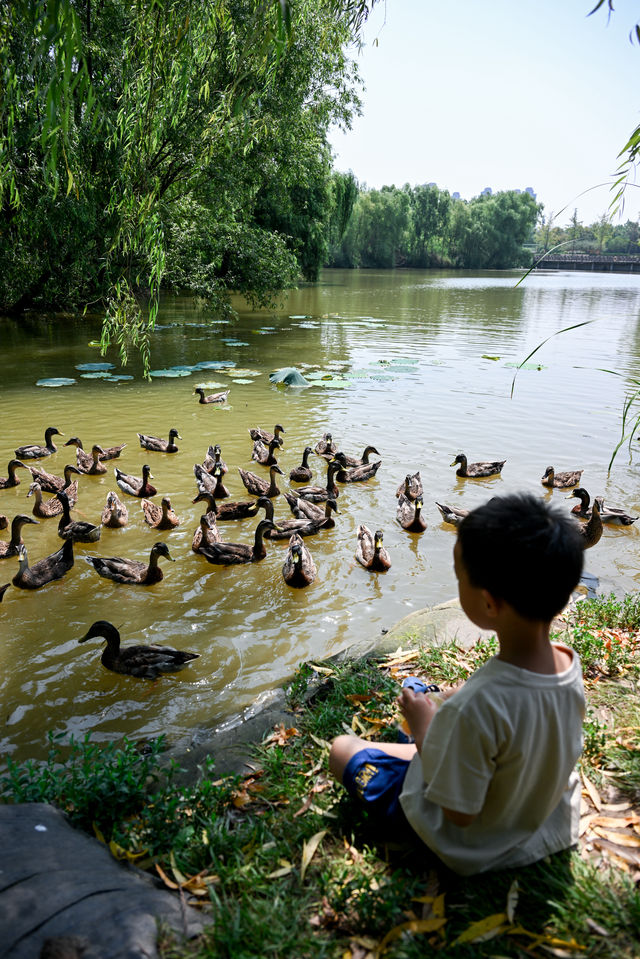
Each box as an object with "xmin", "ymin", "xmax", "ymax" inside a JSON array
[{"xmin": 1, "ymin": 268, "xmax": 639, "ymax": 764}]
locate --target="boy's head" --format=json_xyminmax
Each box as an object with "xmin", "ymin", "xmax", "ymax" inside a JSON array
[{"xmin": 456, "ymin": 493, "xmax": 584, "ymax": 622}]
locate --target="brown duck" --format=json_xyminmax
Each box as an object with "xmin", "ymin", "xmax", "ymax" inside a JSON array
[
  {"xmin": 15, "ymin": 427, "xmax": 63, "ymax": 459},
  {"xmin": 115, "ymin": 464, "xmax": 157, "ymax": 498},
  {"xmin": 0, "ymin": 459, "xmax": 27, "ymax": 489},
  {"xmin": 282, "ymin": 533, "xmax": 316, "ymax": 588},
  {"xmin": 65, "ymin": 436, "xmax": 126, "ymax": 465},
  {"xmin": 101, "ymin": 491, "xmax": 129, "ymax": 528},
  {"xmin": 238, "ymin": 464, "xmax": 284, "ymax": 498},
  {"xmin": 198, "ymin": 518, "xmax": 276, "ymax": 565},
  {"xmin": 0, "ymin": 514, "xmax": 39, "ymax": 559},
  {"xmin": 79, "ymin": 620, "xmax": 198, "ymax": 678},
  {"xmin": 141, "ymin": 496, "xmax": 180, "ymax": 529},
  {"xmin": 13, "ymin": 539, "xmax": 74, "ymax": 589},
  {"xmin": 452, "ymin": 453, "xmax": 505, "ymax": 478},
  {"xmin": 84, "ymin": 541, "xmax": 174, "ymax": 584}
]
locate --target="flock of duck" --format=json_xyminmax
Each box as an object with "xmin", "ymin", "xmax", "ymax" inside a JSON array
[{"xmin": 1, "ymin": 418, "xmax": 637, "ymax": 678}]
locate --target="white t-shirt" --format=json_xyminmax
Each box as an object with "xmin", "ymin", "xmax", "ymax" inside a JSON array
[{"xmin": 399, "ymin": 645, "xmax": 585, "ymax": 875}]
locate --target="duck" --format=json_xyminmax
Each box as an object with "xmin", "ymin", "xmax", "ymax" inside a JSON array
[
  {"xmin": 289, "ymin": 447, "xmax": 314, "ymax": 483},
  {"xmin": 79, "ymin": 620, "xmax": 199, "ymax": 679},
  {"xmin": 194, "ymin": 387, "xmax": 230, "ymax": 404},
  {"xmin": 197, "ymin": 518, "xmax": 276, "ymax": 565},
  {"xmin": 101, "ymin": 491, "xmax": 129, "ymax": 528},
  {"xmin": 338, "ymin": 445, "xmax": 381, "ymax": 468},
  {"xmin": 0, "ymin": 514, "xmax": 39, "ymax": 559},
  {"xmin": 194, "ymin": 463, "xmax": 230, "ymax": 498},
  {"xmin": 137, "ymin": 428, "xmax": 181, "ymax": 453},
  {"xmin": 0, "ymin": 459, "xmax": 28, "ymax": 489},
  {"xmin": 13, "ymin": 539, "xmax": 74, "ymax": 589},
  {"xmin": 541, "ymin": 466, "xmax": 583, "ymax": 489},
  {"xmin": 75, "ymin": 446, "xmax": 107, "ymax": 475},
  {"xmin": 192, "ymin": 491, "xmax": 272, "ymax": 522},
  {"xmin": 594, "ymin": 496, "xmax": 638, "ymax": 526},
  {"xmin": 296, "ymin": 461, "xmax": 341, "ymax": 503},
  {"xmin": 249, "ymin": 423, "xmax": 285, "ymax": 445},
  {"xmin": 15, "ymin": 427, "xmax": 63, "ymax": 459},
  {"xmin": 56, "ymin": 490, "xmax": 101, "ymax": 543},
  {"xmin": 451, "ymin": 453, "xmax": 505, "ymax": 478},
  {"xmin": 201, "ymin": 444, "xmax": 228, "ymax": 475},
  {"xmin": 282, "ymin": 533, "xmax": 316, "ymax": 588},
  {"xmin": 251, "ymin": 437, "xmax": 281, "ymax": 466},
  {"xmin": 238, "ymin": 464, "xmax": 284, "ymax": 498},
  {"xmin": 27, "ymin": 463, "xmax": 82, "ymax": 499},
  {"xmin": 27, "ymin": 482, "xmax": 65, "ymax": 517},
  {"xmin": 395, "ymin": 471, "xmax": 423, "ymax": 501},
  {"xmin": 141, "ymin": 495, "xmax": 180, "ymax": 529},
  {"xmin": 84, "ymin": 541, "xmax": 174, "ymax": 585},
  {"xmin": 192, "ymin": 513, "xmax": 222, "ymax": 553},
  {"xmin": 396, "ymin": 496, "xmax": 427, "ymax": 533},
  {"xmin": 355, "ymin": 525, "xmax": 391, "ymax": 571},
  {"xmin": 64, "ymin": 436, "xmax": 126, "ymax": 465},
  {"xmin": 265, "ymin": 499, "xmax": 338, "ymax": 539},
  {"xmin": 0, "ymin": 583, "xmax": 10, "ymax": 601},
  {"xmin": 567, "ymin": 487, "xmax": 592, "ymax": 519},
  {"xmin": 577, "ymin": 498, "xmax": 603, "ymax": 550},
  {"xmin": 115, "ymin": 464, "xmax": 157, "ymax": 498},
  {"xmin": 282, "ymin": 490, "xmax": 330, "ymax": 522},
  {"xmin": 334, "ymin": 451, "xmax": 381, "ymax": 483},
  {"xmin": 0, "ymin": 515, "xmax": 7, "ymax": 530},
  {"xmin": 435, "ymin": 502, "xmax": 469, "ymax": 529},
  {"xmin": 315, "ymin": 432, "xmax": 338, "ymax": 457}
]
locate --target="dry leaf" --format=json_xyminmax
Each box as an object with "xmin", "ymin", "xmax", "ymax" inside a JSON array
[
  {"xmin": 377, "ymin": 918, "xmax": 447, "ymax": 952},
  {"xmin": 602, "ymin": 801, "xmax": 631, "ymax": 812},
  {"xmin": 294, "ymin": 795, "xmax": 313, "ymax": 819},
  {"xmin": 506, "ymin": 879, "xmax": 519, "ymax": 923},
  {"xmin": 580, "ymin": 771, "xmax": 602, "ymax": 811},
  {"xmin": 267, "ymin": 863, "xmax": 294, "ymax": 879},
  {"xmin": 309, "ymin": 732, "xmax": 331, "ymax": 750},
  {"xmin": 453, "ymin": 913, "xmax": 508, "ymax": 945},
  {"xmin": 591, "ymin": 827, "xmax": 640, "ymax": 847},
  {"xmin": 591, "ymin": 814, "xmax": 640, "ymax": 828},
  {"xmin": 379, "ymin": 649, "xmax": 420, "ymax": 668},
  {"xmin": 300, "ymin": 829, "xmax": 327, "ymax": 882},
  {"xmin": 579, "ymin": 814, "xmax": 598, "ymax": 837},
  {"xmin": 345, "ymin": 694, "xmax": 375, "ymax": 704},
  {"xmin": 156, "ymin": 862, "xmax": 180, "ymax": 890},
  {"xmin": 308, "ymin": 663, "xmax": 335, "ymax": 675}
]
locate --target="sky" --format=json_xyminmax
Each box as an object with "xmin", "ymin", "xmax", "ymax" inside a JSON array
[{"xmin": 328, "ymin": 0, "xmax": 640, "ymax": 227}]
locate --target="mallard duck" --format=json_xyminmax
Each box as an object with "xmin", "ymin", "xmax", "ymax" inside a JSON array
[
  {"xmin": 75, "ymin": 445, "xmax": 107, "ymax": 475},
  {"xmin": 338, "ymin": 445, "xmax": 381, "ymax": 468},
  {"xmin": 395, "ymin": 471, "xmax": 423, "ymax": 501},
  {"xmin": 0, "ymin": 459, "xmax": 27, "ymax": 489},
  {"xmin": 27, "ymin": 482, "xmax": 64, "ymax": 517},
  {"xmin": 249, "ymin": 423, "xmax": 285, "ymax": 445},
  {"xmin": 201, "ymin": 444, "xmax": 228, "ymax": 475},
  {"xmin": 137, "ymin": 428, "xmax": 181, "ymax": 453},
  {"xmin": 452, "ymin": 453, "xmax": 505, "ymax": 478},
  {"xmin": 289, "ymin": 447, "xmax": 313, "ymax": 483},
  {"xmin": 192, "ymin": 490, "xmax": 272, "ymax": 522},
  {"xmin": 192, "ymin": 513, "xmax": 222, "ymax": 552},
  {"xmin": 396, "ymin": 496, "xmax": 427, "ymax": 532},
  {"xmin": 238, "ymin": 464, "xmax": 284, "ymax": 498},
  {"xmin": 282, "ymin": 533, "xmax": 316, "ymax": 588},
  {"xmin": 296, "ymin": 461, "xmax": 341, "ymax": 503},
  {"xmin": 334, "ymin": 451, "xmax": 381, "ymax": 483},
  {"xmin": 435, "ymin": 502, "xmax": 469, "ymax": 528},
  {"xmin": 194, "ymin": 463, "xmax": 230, "ymax": 498},
  {"xmin": 101, "ymin": 491, "xmax": 129, "ymax": 528},
  {"xmin": 194, "ymin": 387, "xmax": 230, "ymax": 404},
  {"xmin": 314, "ymin": 432, "xmax": 338, "ymax": 457},
  {"xmin": 251, "ymin": 437, "xmax": 281, "ymax": 466},
  {"xmin": 13, "ymin": 539, "xmax": 74, "ymax": 589},
  {"xmin": 282, "ymin": 490, "xmax": 328, "ymax": 522},
  {"xmin": 198, "ymin": 518, "xmax": 276, "ymax": 565},
  {"xmin": 577, "ymin": 497, "xmax": 603, "ymax": 550},
  {"xmin": 27, "ymin": 463, "xmax": 82, "ymax": 498},
  {"xmin": 84, "ymin": 541, "xmax": 174, "ymax": 584},
  {"xmin": 541, "ymin": 466, "xmax": 583, "ymax": 489},
  {"xmin": 0, "ymin": 514, "xmax": 39, "ymax": 559},
  {"xmin": 265, "ymin": 499, "xmax": 338, "ymax": 539},
  {"xmin": 56, "ymin": 490, "xmax": 101, "ymax": 543},
  {"xmin": 15, "ymin": 427, "xmax": 63, "ymax": 459},
  {"xmin": 115, "ymin": 464, "xmax": 157, "ymax": 498},
  {"xmin": 355, "ymin": 525, "xmax": 391, "ymax": 571},
  {"xmin": 567, "ymin": 487, "xmax": 592, "ymax": 519},
  {"xmin": 64, "ymin": 436, "xmax": 126, "ymax": 464},
  {"xmin": 79, "ymin": 620, "xmax": 199, "ymax": 678},
  {"xmin": 594, "ymin": 496, "xmax": 638, "ymax": 526},
  {"xmin": 141, "ymin": 495, "xmax": 180, "ymax": 529}
]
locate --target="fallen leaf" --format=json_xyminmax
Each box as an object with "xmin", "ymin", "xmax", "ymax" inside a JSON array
[
  {"xmin": 602, "ymin": 801, "xmax": 631, "ymax": 812},
  {"xmin": 170, "ymin": 851, "xmax": 190, "ymax": 885},
  {"xmin": 591, "ymin": 827, "xmax": 640, "ymax": 847},
  {"xmin": 506, "ymin": 879, "xmax": 519, "ymax": 923},
  {"xmin": 309, "ymin": 732, "xmax": 331, "ymax": 750},
  {"xmin": 267, "ymin": 863, "xmax": 294, "ymax": 879},
  {"xmin": 453, "ymin": 913, "xmax": 507, "ymax": 945},
  {"xmin": 300, "ymin": 829, "xmax": 327, "ymax": 882},
  {"xmin": 579, "ymin": 814, "xmax": 598, "ymax": 837},
  {"xmin": 294, "ymin": 795, "xmax": 313, "ymax": 818},
  {"xmin": 308, "ymin": 663, "xmax": 335, "ymax": 675},
  {"xmin": 378, "ymin": 918, "xmax": 447, "ymax": 952},
  {"xmin": 581, "ymin": 771, "xmax": 602, "ymax": 811},
  {"xmin": 590, "ymin": 814, "xmax": 640, "ymax": 828},
  {"xmin": 156, "ymin": 862, "xmax": 180, "ymax": 889},
  {"xmin": 345, "ymin": 694, "xmax": 375, "ymax": 704},
  {"xmin": 379, "ymin": 649, "xmax": 420, "ymax": 668},
  {"xmin": 592, "ymin": 837, "xmax": 640, "ymax": 867}
]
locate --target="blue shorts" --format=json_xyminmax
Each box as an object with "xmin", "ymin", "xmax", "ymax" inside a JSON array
[{"xmin": 342, "ymin": 748, "xmax": 411, "ymax": 826}]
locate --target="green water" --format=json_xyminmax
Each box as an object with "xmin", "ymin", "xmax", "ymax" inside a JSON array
[{"xmin": 1, "ymin": 268, "xmax": 639, "ymax": 762}]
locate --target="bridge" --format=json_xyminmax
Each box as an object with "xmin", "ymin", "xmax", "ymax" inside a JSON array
[{"xmin": 532, "ymin": 252, "xmax": 640, "ymax": 274}]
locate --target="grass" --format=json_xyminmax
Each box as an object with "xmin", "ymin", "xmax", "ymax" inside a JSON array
[{"xmin": 1, "ymin": 592, "xmax": 640, "ymax": 958}]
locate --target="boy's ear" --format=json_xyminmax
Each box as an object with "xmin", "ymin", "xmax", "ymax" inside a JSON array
[{"xmin": 480, "ymin": 588, "xmax": 501, "ymax": 618}]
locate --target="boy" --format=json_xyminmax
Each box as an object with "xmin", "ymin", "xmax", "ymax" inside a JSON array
[{"xmin": 329, "ymin": 493, "xmax": 586, "ymax": 875}]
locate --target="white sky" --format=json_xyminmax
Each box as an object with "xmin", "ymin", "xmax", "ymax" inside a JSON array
[{"xmin": 329, "ymin": 0, "xmax": 640, "ymax": 228}]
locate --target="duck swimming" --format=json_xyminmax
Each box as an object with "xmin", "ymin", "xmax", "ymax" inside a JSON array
[
  {"xmin": 395, "ymin": 471, "xmax": 423, "ymax": 501},
  {"xmin": 15, "ymin": 427, "xmax": 63, "ymax": 459},
  {"xmin": 137, "ymin": 428, "xmax": 181, "ymax": 453},
  {"xmin": 193, "ymin": 490, "xmax": 271, "ymax": 522},
  {"xmin": 141, "ymin": 495, "xmax": 180, "ymax": 529},
  {"xmin": 435, "ymin": 502, "xmax": 469, "ymax": 529},
  {"xmin": 101, "ymin": 491, "xmax": 129, "ymax": 528},
  {"xmin": 238, "ymin": 464, "xmax": 284, "ymax": 498},
  {"xmin": 265, "ymin": 499, "xmax": 338, "ymax": 539},
  {"xmin": 84, "ymin": 541, "xmax": 174, "ymax": 585},
  {"xmin": 0, "ymin": 460, "xmax": 27, "ymax": 489},
  {"xmin": 567, "ymin": 488, "xmax": 592, "ymax": 519},
  {"xmin": 289, "ymin": 447, "xmax": 314, "ymax": 483},
  {"xmin": 202, "ymin": 444, "xmax": 228, "ymax": 475},
  {"xmin": 13, "ymin": 539, "xmax": 74, "ymax": 589},
  {"xmin": 197, "ymin": 518, "xmax": 276, "ymax": 565},
  {"xmin": 452, "ymin": 453, "xmax": 505, "ymax": 478},
  {"xmin": 194, "ymin": 463, "xmax": 230, "ymax": 498},
  {"xmin": 282, "ymin": 533, "xmax": 316, "ymax": 588},
  {"xmin": 56, "ymin": 490, "xmax": 101, "ymax": 543},
  {"xmin": 296, "ymin": 461, "xmax": 341, "ymax": 503},
  {"xmin": 594, "ymin": 496, "xmax": 638, "ymax": 526},
  {"xmin": 249, "ymin": 423, "xmax": 285, "ymax": 445},
  {"xmin": 115, "ymin": 464, "xmax": 157, "ymax": 498},
  {"xmin": 334, "ymin": 451, "xmax": 381, "ymax": 483},
  {"xmin": 64, "ymin": 436, "xmax": 126, "ymax": 465},
  {"xmin": 192, "ymin": 513, "xmax": 222, "ymax": 553},
  {"xmin": 75, "ymin": 446, "xmax": 107, "ymax": 475},
  {"xmin": 340, "ymin": 445, "xmax": 380, "ymax": 468},
  {"xmin": 396, "ymin": 496, "xmax": 427, "ymax": 533},
  {"xmin": 79, "ymin": 620, "xmax": 199, "ymax": 679},
  {"xmin": 577, "ymin": 497, "xmax": 603, "ymax": 550},
  {"xmin": 0, "ymin": 514, "xmax": 39, "ymax": 559},
  {"xmin": 541, "ymin": 466, "xmax": 583, "ymax": 489},
  {"xmin": 194, "ymin": 387, "xmax": 230, "ymax": 404},
  {"xmin": 27, "ymin": 482, "xmax": 64, "ymax": 518},
  {"xmin": 314, "ymin": 432, "xmax": 338, "ymax": 457},
  {"xmin": 27, "ymin": 463, "xmax": 81, "ymax": 499},
  {"xmin": 355, "ymin": 526, "xmax": 391, "ymax": 571},
  {"xmin": 251, "ymin": 437, "xmax": 281, "ymax": 466}
]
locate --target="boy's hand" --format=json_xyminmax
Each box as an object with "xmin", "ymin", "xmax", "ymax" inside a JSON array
[{"xmin": 397, "ymin": 687, "xmax": 438, "ymax": 753}]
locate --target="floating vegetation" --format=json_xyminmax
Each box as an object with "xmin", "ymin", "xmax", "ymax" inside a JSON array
[
  {"xmin": 289, "ymin": 315, "xmax": 311, "ymax": 319},
  {"xmin": 505, "ymin": 361, "xmax": 545, "ymax": 371},
  {"xmin": 75, "ymin": 362, "xmax": 115, "ymax": 372},
  {"xmin": 313, "ymin": 378, "xmax": 351, "ymax": 389},
  {"xmin": 232, "ymin": 378, "xmax": 254, "ymax": 385},
  {"xmin": 229, "ymin": 368, "xmax": 260, "ymax": 377},
  {"xmin": 221, "ymin": 339, "xmax": 249, "ymax": 346},
  {"xmin": 149, "ymin": 368, "xmax": 191, "ymax": 378},
  {"xmin": 195, "ymin": 380, "xmax": 227, "ymax": 389},
  {"xmin": 482, "ymin": 355, "xmax": 501, "ymax": 361},
  {"xmin": 170, "ymin": 364, "xmax": 197, "ymax": 372},
  {"xmin": 194, "ymin": 360, "xmax": 236, "ymax": 370},
  {"xmin": 80, "ymin": 372, "xmax": 113, "ymax": 379},
  {"xmin": 36, "ymin": 377, "xmax": 77, "ymax": 387},
  {"xmin": 87, "ymin": 340, "xmax": 101, "ymax": 348}
]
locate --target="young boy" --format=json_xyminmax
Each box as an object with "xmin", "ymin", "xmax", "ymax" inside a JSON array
[{"xmin": 330, "ymin": 492, "xmax": 586, "ymax": 875}]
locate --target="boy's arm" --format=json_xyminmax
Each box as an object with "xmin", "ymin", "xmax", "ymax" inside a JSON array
[{"xmin": 397, "ymin": 688, "xmax": 438, "ymax": 752}]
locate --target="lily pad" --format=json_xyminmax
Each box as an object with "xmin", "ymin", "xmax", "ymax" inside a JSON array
[
  {"xmin": 194, "ymin": 360, "xmax": 236, "ymax": 370},
  {"xmin": 221, "ymin": 339, "xmax": 249, "ymax": 346},
  {"xmin": 313, "ymin": 378, "xmax": 351, "ymax": 388},
  {"xmin": 170, "ymin": 364, "xmax": 197, "ymax": 372},
  {"xmin": 230, "ymin": 368, "xmax": 260, "ymax": 376},
  {"xmin": 289, "ymin": 315, "xmax": 311, "ymax": 319},
  {"xmin": 75, "ymin": 362, "xmax": 115, "ymax": 372},
  {"xmin": 109, "ymin": 375, "xmax": 134, "ymax": 382},
  {"xmin": 504, "ymin": 362, "xmax": 545, "ymax": 371},
  {"xmin": 80, "ymin": 371, "xmax": 113, "ymax": 379},
  {"xmin": 232, "ymin": 378, "xmax": 254, "ymax": 384},
  {"xmin": 269, "ymin": 367, "xmax": 310, "ymax": 387},
  {"xmin": 195, "ymin": 380, "xmax": 227, "ymax": 389},
  {"xmin": 36, "ymin": 377, "xmax": 77, "ymax": 387},
  {"xmin": 149, "ymin": 368, "xmax": 191, "ymax": 378}
]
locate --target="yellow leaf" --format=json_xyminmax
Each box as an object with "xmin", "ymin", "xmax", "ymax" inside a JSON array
[
  {"xmin": 170, "ymin": 850, "xmax": 190, "ymax": 886},
  {"xmin": 453, "ymin": 912, "xmax": 507, "ymax": 945},
  {"xmin": 378, "ymin": 918, "xmax": 447, "ymax": 952},
  {"xmin": 267, "ymin": 864, "xmax": 294, "ymax": 879},
  {"xmin": 92, "ymin": 824, "xmax": 107, "ymax": 844},
  {"xmin": 300, "ymin": 830, "xmax": 327, "ymax": 882},
  {"xmin": 591, "ymin": 814, "xmax": 640, "ymax": 828},
  {"xmin": 379, "ymin": 650, "xmax": 420, "ymax": 668},
  {"xmin": 592, "ymin": 827, "xmax": 640, "ymax": 847},
  {"xmin": 108, "ymin": 839, "xmax": 147, "ymax": 862},
  {"xmin": 309, "ymin": 733, "xmax": 331, "ymax": 750},
  {"xmin": 308, "ymin": 663, "xmax": 335, "ymax": 675},
  {"xmin": 581, "ymin": 771, "xmax": 602, "ymax": 811},
  {"xmin": 506, "ymin": 879, "xmax": 519, "ymax": 923},
  {"xmin": 156, "ymin": 862, "xmax": 179, "ymax": 890}
]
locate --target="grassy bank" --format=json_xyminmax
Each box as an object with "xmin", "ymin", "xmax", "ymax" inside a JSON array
[{"xmin": 2, "ymin": 593, "xmax": 640, "ymax": 958}]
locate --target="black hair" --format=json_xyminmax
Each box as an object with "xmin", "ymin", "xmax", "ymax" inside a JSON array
[{"xmin": 456, "ymin": 492, "xmax": 584, "ymax": 621}]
